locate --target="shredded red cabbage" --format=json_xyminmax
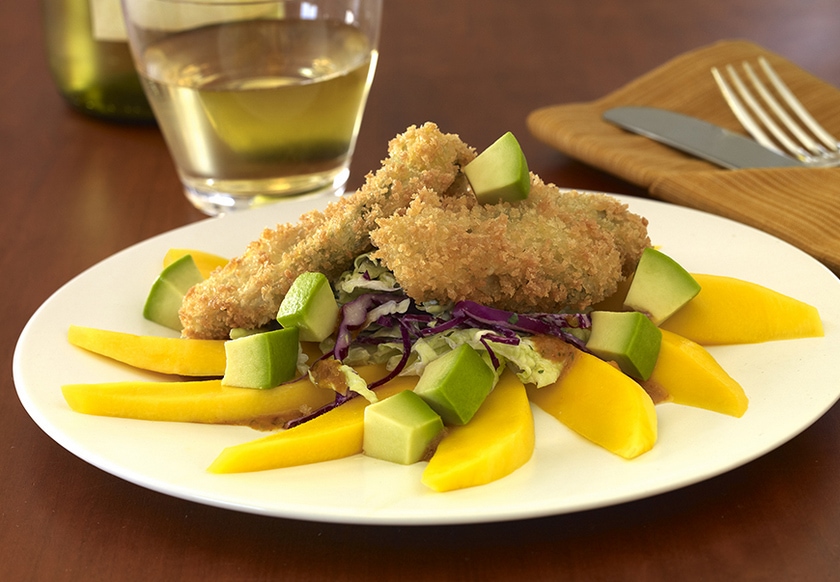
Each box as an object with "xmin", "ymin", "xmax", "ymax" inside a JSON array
[
  {"xmin": 478, "ymin": 336, "xmax": 501, "ymax": 369},
  {"xmin": 451, "ymin": 301, "xmax": 590, "ymax": 350},
  {"xmin": 333, "ymin": 293, "xmax": 408, "ymax": 360},
  {"xmin": 284, "ymin": 390, "xmax": 354, "ymax": 429},
  {"xmin": 284, "ymin": 290, "xmax": 592, "ymax": 428},
  {"xmin": 368, "ymin": 319, "xmax": 413, "ymax": 389}
]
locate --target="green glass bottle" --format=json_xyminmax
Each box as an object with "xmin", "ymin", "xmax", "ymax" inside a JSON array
[{"xmin": 42, "ymin": 0, "xmax": 155, "ymax": 122}]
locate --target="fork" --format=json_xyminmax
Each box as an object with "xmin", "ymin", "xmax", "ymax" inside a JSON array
[{"xmin": 711, "ymin": 57, "xmax": 840, "ymax": 167}]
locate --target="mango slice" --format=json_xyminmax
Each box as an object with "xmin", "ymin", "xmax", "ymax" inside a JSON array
[
  {"xmin": 642, "ymin": 329, "xmax": 748, "ymax": 417},
  {"xmin": 68, "ymin": 325, "xmax": 226, "ymax": 377},
  {"xmin": 208, "ymin": 366, "xmax": 415, "ymax": 473},
  {"xmin": 163, "ymin": 248, "xmax": 228, "ymax": 279},
  {"xmin": 61, "ymin": 376, "xmax": 335, "ymax": 429},
  {"xmin": 661, "ymin": 274, "xmax": 823, "ymax": 345},
  {"xmin": 527, "ymin": 348, "xmax": 656, "ymax": 459},
  {"xmin": 422, "ymin": 370, "xmax": 534, "ymax": 492}
]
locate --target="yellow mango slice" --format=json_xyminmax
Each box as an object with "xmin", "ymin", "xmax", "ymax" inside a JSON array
[
  {"xmin": 643, "ymin": 329, "xmax": 748, "ymax": 417},
  {"xmin": 661, "ymin": 274, "xmax": 823, "ymax": 345},
  {"xmin": 61, "ymin": 376, "xmax": 335, "ymax": 429},
  {"xmin": 163, "ymin": 248, "xmax": 228, "ymax": 279},
  {"xmin": 68, "ymin": 325, "xmax": 226, "ymax": 377},
  {"xmin": 208, "ymin": 366, "xmax": 415, "ymax": 473},
  {"xmin": 421, "ymin": 370, "xmax": 535, "ymax": 492},
  {"xmin": 527, "ymin": 348, "xmax": 656, "ymax": 459}
]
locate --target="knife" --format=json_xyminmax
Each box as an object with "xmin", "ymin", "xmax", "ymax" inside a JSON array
[{"xmin": 603, "ymin": 106, "xmax": 802, "ymax": 169}]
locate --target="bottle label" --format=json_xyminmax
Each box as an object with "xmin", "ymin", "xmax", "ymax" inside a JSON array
[{"xmin": 90, "ymin": 0, "xmax": 128, "ymax": 41}]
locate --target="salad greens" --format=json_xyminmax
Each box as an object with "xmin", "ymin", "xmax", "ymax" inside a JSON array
[{"xmin": 287, "ymin": 253, "xmax": 593, "ymax": 427}]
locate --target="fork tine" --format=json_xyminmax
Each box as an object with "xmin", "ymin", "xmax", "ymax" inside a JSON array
[
  {"xmin": 743, "ymin": 61, "xmax": 823, "ymax": 155},
  {"xmin": 711, "ymin": 66, "xmax": 782, "ymax": 153},
  {"xmin": 723, "ymin": 63, "xmax": 808, "ymax": 159},
  {"xmin": 713, "ymin": 57, "xmax": 840, "ymax": 167},
  {"xmin": 758, "ymin": 57, "xmax": 840, "ymax": 152}
]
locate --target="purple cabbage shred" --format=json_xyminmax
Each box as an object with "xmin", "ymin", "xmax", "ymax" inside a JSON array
[{"xmin": 284, "ymin": 291, "xmax": 592, "ymax": 428}]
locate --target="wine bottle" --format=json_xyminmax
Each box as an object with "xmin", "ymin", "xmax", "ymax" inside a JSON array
[{"xmin": 42, "ymin": 0, "xmax": 155, "ymax": 122}]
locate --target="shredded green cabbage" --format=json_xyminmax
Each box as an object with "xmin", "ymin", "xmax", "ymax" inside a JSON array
[
  {"xmin": 325, "ymin": 253, "xmax": 568, "ymax": 389},
  {"xmin": 338, "ymin": 327, "xmax": 564, "ymax": 388},
  {"xmin": 340, "ymin": 364, "xmax": 378, "ymax": 403},
  {"xmin": 335, "ymin": 253, "xmax": 399, "ymax": 303}
]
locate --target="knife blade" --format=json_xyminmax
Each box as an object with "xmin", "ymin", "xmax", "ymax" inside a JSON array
[{"xmin": 603, "ymin": 106, "xmax": 802, "ymax": 169}]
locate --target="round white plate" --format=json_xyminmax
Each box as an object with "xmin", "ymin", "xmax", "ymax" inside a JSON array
[{"xmin": 13, "ymin": 194, "xmax": 840, "ymax": 525}]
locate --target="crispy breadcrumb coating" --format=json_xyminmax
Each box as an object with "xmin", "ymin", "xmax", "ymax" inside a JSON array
[
  {"xmin": 369, "ymin": 177, "xmax": 650, "ymax": 313},
  {"xmin": 179, "ymin": 123, "xmax": 476, "ymax": 339},
  {"xmin": 179, "ymin": 122, "xmax": 650, "ymax": 340}
]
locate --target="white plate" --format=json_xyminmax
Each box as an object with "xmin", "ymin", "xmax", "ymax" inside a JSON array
[{"xmin": 13, "ymin": 194, "xmax": 840, "ymax": 525}]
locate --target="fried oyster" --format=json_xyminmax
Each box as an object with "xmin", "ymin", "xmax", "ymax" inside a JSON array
[
  {"xmin": 179, "ymin": 123, "xmax": 650, "ymax": 340},
  {"xmin": 370, "ymin": 178, "xmax": 649, "ymax": 314},
  {"xmin": 179, "ymin": 123, "xmax": 476, "ymax": 339}
]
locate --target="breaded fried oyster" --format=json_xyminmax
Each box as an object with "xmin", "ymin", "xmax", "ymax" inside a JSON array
[
  {"xmin": 179, "ymin": 123, "xmax": 476, "ymax": 339},
  {"xmin": 179, "ymin": 122, "xmax": 650, "ymax": 340},
  {"xmin": 370, "ymin": 177, "xmax": 649, "ymax": 314}
]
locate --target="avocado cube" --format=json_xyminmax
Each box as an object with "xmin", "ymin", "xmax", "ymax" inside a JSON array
[
  {"xmin": 276, "ymin": 272, "xmax": 339, "ymax": 342},
  {"xmin": 624, "ymin": 248, "xmax": 701, "ymax": 325},
  {"xmin": 363, "ymin": 390, "xmax": 444, "ymax": 465},
  {"xmin": 222, "ymin": 327, "xmax": 300, "ymax": 389},
  {"xmin": 463, "ymin": 131, "xmax": 530, "ymax": 204},
  {"xmin": 143, "ymin": 254, "xmax": 204, "ymax": 331},
  {"xmin": 414, "ymin": 344, "xmax": 495, "ymax": 425},
  {"xmin": 586, "ymin": 311, "xmax": 662, "ymax": 381}
]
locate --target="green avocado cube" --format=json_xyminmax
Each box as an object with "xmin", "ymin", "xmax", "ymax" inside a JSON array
[
  {"xmin": 142, "ymin": 254, "xmax": 204, "ymax": 331},
  {"xmin": 463, "ymin": 131, "xmax": 530, "ymax": 204},
  {"xmin": 624, "ymin": 248, "xmax": 701, "ymax": 325},
  {"xmin": 414, "ymin": 343, "xmax": 495, "ymax": 426},
  {"xmin": 363, "ymin": 390, "xmax": 445, "ymax": 465},
  {"xmin": 276, "ymin": 272, "xmax": 339, "ymax": 342},
  {"xmin": 586, "ymin": 310, "xmax": 662, "ymax": 381},
  {"xmin": 221, "ymin": 327, "xmax": 299, "ymax": 389}
]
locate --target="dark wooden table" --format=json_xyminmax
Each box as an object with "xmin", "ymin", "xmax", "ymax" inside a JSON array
[{"xmin": 4, "ymin": 1, "xmax": 840, "ymax": 580}]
